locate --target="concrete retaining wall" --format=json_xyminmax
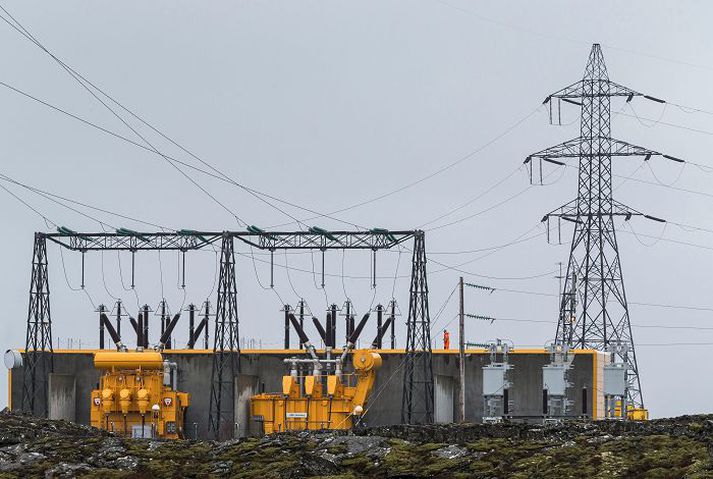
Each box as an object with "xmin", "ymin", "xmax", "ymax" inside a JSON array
[{"xmin": 10, "ymin": 349, "xmax": 600, "ymax": 439}]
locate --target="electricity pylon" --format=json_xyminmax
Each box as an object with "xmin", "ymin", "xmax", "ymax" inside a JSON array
[{"xmin": 526, "ymin": 44, "xmax": 680, "ymax": 409}]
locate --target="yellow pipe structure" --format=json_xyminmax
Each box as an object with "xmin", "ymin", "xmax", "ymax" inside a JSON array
[{"xmin": 251, "ymin": 349, "xmax": 382, "ymax": 433}]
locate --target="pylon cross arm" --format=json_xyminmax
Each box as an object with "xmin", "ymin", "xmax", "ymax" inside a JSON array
[
  {"xmin": 542, "ymin": 199, "xmax": 651, "ymax": 223},
  {"xmin": 545, "ymin": 79, "xmax": 642, "ymax": 102},
  {"xmin": 608, "ymin": 138, "xmax": 661, "ymax": 158},
  {"xmin": 526, "ymin": 137, "xmax": 664, "ymax": 164}
]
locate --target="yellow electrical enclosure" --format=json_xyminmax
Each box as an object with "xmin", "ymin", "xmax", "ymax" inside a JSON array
[
  {"xmin": 628, "ymin": 407, "xmax": 649, "ymax": 421},
  {"xmin": 90, "ymin": 351, "xmax": 190, "ymax": 439},
  {"xmin": 251, "ymin": 350, "xmax": 382, "ymax": 433}
]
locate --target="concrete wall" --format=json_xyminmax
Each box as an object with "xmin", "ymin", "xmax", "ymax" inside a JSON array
[
  {"xmin": 10, "ymin": 349, "xmax": 599, "ymax": 439},
  {"xmin": 48, "ymin": 373, "xmax": 76, "ymax": 422}
]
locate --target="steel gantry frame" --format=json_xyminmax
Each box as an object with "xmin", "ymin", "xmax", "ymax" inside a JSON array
[
  {"xmin": 525, "ymin": 44, "xmax": 679, "ymax": 410},
  {"xmin": 22, "ymin": 228, "xmax": 433, "ymax": 435}
]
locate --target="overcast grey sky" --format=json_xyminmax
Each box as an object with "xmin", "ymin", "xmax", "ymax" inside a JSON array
[{"xmin": 1, "ymin": 1, "xmax": 712, "ymax": 418}]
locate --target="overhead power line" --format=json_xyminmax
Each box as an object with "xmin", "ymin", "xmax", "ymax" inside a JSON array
[
  {"xmin": 465, "ymin": 313, "xmax": 713, "ymax": 332},
  {"xmin": 0, "ymin": 3, "xmax": 550, "ymax": 232},
  {"xmin": 6, "ymin": 174, "xmax": 713, "ymax": 318},
  {"xmin": 0, "ymin": 5, "xmax": 322, "ymax": 228},
  {"xmin": 432, "ymin": 0, "xmax": 713, "ymax": 72}
]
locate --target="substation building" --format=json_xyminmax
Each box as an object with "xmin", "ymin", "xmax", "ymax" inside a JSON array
[
  {"xmin": 8, "ymin": 347, "xmax": 607, "ymax": 439},
  {"xmin": 6, "ymin": 44, "xmax": 658, "ymax": 439},
  {"xmin": 6, "ymin": 228, "xmax": 617, "ymax": 440}
]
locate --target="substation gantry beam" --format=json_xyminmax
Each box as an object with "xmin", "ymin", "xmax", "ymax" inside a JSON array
[{"xmin": 22, "ymin": 228, "xmax": 433, "ymax": 436}]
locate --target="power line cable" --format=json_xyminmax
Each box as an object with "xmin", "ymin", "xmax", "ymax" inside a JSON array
[
  {"xmin": 0, "ymin": 171, "xmax": 171, "ymax": 230},
  {"xmin": 0, "ymin": 6, "xmax": 254, "ymax": 228},
  {"xmin": 431, "ymin": 0, "xmax": 713, "ymax": 72},
  {"xmin": 0, "ymin": 65, "xmax": 547, "ymax": 233},
  {"xmin": 418, "ymin": 165, "xmax": 523, "ymax": 228},
  {"xmin": 0, "ymin": 78, "xmax": 364, "ymax": 230},
  {"xmin": 267, "ymin": 106, "xmax": 545, "ymax": 228},
  {"xmin": 0, "ymin": 5, "xmax": 439, "ymax": 229},
  {"xmin": 0, "ymin": 181, "xmax": 57, "ymax": 228},
  {"xmin": 425, "ymin": 163, "xmax": 567, "ymax": 232},
  {"xmin": 465, "ymin": 313, "xmax": 713, "ymax": 332}
]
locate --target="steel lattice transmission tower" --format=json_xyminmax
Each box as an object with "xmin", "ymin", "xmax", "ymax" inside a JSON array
[
  {"xmin": 22, "ymin": 233, "xmax": 54, "ymax": 416},
  {"xmin": 401, "ymin": 231, "xmax": 434, "ymax": 424},
  {"xmin": 526, "ymin": 44, "xmax": 679, "ymax": 409},
  {"xmin": 208, "ymin": 233, "xmax": 240, "ymax": 439}
]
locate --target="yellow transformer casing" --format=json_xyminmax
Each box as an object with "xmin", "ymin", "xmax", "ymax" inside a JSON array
[
  {"xmin": 90, "ymin": 351, "xmax": 190, "ymax": 439},
  {"xmin": 628, "ymin": 407, "xmax": 649, "ymax": 421},
  {"xmin": 251, "ymin": 350, "xmax": 382, "ymax": 433}
]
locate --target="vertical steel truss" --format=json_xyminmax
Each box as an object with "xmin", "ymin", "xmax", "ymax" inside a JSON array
[
  {"xmin": 208, "ymin": 234, "xmax": 240, "ymax": 440},
  {"xmin": 22, "ymin": 233, "xmax": 53, "ymax": 416},
  {"xmin": 401, "ymin": 231, "xmax": 434, "ymax": 424},
  {"xmin": 527, "ymin": 44, "xmax": 671, "ymax": 409}
]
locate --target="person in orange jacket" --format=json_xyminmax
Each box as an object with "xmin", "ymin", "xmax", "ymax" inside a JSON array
[{"xmin": 443, "ymin": 330, "xmax": 450, "ymax": 350}]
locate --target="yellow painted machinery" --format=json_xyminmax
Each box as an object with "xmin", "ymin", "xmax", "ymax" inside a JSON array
[
  {"xmin": 90, "ymin": 312, "xmax": 189, "ymax": 439},
  {"xmin": 251, "ymin": 312, "xmax": 382, "ymax": 433}
]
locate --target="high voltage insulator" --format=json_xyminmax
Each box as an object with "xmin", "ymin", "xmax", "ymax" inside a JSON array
[
  {"xmin": 465, "ymin": 313, "xmax": 496, "ymax": 323},
  {"xmin": 465, "ymin": 282, "xmax": 496, "ymax": 293}
]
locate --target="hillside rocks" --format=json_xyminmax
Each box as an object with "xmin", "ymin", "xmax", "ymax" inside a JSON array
[{"xmin": 0, "ymin": 408, "xmax": 712, "ymax": 478}]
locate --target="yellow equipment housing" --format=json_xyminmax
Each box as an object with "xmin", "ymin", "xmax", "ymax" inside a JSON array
[
  {"xmin": 611, "ymin": 399, "xmax": 649, "ymax": 421},
  {"xmin": 90, "ymin": 351, "xmax": 190, "ymax": 439},
  {"xmin": 251, "ymin": 349, "xmax": 382, "ymax": 433},
  {"xmin": 627, "ymin": 406, "xmax": 649, "ymax": 421}
]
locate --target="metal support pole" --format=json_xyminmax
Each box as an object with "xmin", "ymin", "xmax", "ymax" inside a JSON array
[
  {"xmin": 372, "ymin": 249, "xmax": 377, "ymax": 289},
  {"xmin": 160, "ymin": 300, "xmax": 167, "ymax": 342},
  {"xmin": 389, "ymin": 300, "xmax": 396, "ymax": 349},
  {"xmin": 99, "ymin": 304, "xmax": 106, "ymax": 350},
  {"xmin": 298, "ymin": 300, "xmax": 305, "ymax": 350},
  {"xmin": 116, "ymin": 300, "xmax": 122, "ymax": 338},
  {"xmin": 188, "ymin": 304, "xmax": 196, "ymax": 349},
  {"xmin": 181, "ymin": 250, "xmax": 186, "ymax": 288},
  {"xmin": 458, "ymin": 277, "xmax": 466, "ymax": 423},
  {"xmin": 321, "ymin": 249, "xmax": 325, "ymax": 288},
  {"xmin": 376, "ymin": 304, "xmax": 383, "ymax": 349},
  {"xmin": 330, "ymin": 304, "xmax": 338, "ymax": 348},
  {"xmin": 344, "ymin": 300, "xmax": 352, "ymax": 344},
  {"xmin": 203, "ymin": 301, "xmax": 210, "ymax": 350},
  {"xmin": 80, "ymin": 252, "xmax": 85, "ymax": 289},
  {"xmin": 137, "ymin": 311, "xmax": 144, "ymax": 348},
  {"xmin": 130, "ymin": 251, "xmax": 135, "ymax": 289},
  {"xmin": 142, "ymin": 304, "xmax": 150, "ymax": 348},
  {"xmin": 283, "ymin": 304, "xmax": 291, "ymax": 349}
]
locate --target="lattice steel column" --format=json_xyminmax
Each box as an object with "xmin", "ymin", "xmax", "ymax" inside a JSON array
[
  {"xmin": 208, "ymin": 233, "xmax": 240, "ymax": 439},
  {"xmin": 401, "ymin": 230, "xmax": 434, "ymax": 424},
  {"xmin": 526, "ymin": 44, "xmax": 678, "ymax": 409},
  {"xmin": 22, "ymin": 233, "xmax": 53, "ymax": 417}
]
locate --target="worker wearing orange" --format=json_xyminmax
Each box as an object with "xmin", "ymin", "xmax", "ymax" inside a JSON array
[{"xmin": 443, "ymin": 330, "xmax": 450, "ymax": 349}]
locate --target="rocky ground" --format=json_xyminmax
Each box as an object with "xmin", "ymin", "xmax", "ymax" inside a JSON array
[{"xmin": 1, "ymin": 409, "xmax": 712, "ymax": 478}]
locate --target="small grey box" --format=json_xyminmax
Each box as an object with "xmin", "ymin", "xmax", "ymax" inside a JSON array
[
  {"xmin": 603, "ymin": 364, "xmax": 627, "ymax": 396},
  {"xmin": 542, "ymin": 365, "xmax": 568, "ymax": 396},
  {"xmin": 131, "ymin": 425, "xmax": 154, "ymax": 439},
  {"xmin": 483, "ymin": 365, "xmax": 507, "ymax": 396}
]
